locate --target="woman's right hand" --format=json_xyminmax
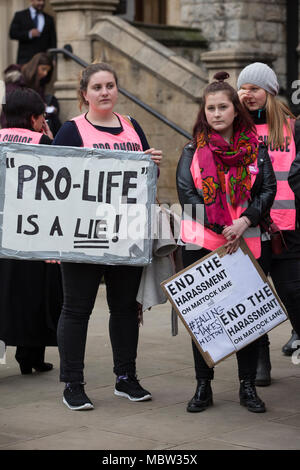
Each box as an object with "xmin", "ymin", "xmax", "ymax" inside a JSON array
[
  {"xmin": 238, "ymin": 89, "xmax": 250, "ymax": 107},
  {"xmin": 41, "ymin": 118, "xmax": 54, "ymax": 140},
  {"xmin": 225, "ymin": 237, "xmax": 241, "ymax": 255}
]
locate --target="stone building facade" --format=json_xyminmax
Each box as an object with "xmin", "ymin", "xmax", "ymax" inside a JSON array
[
  {"xmin": 1, "ymin": 0, "xmax": 299, "ymax": 203},
  {"xmin": 2, "ymin": 0, "xmax": 298, "ymax": 91},
  {"xmin": 179, "ymin": 0, "xmax": 287, "ymax": 89}
]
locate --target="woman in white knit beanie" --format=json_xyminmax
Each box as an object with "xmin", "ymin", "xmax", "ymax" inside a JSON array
[{"xmin": 237, "ymin": 62, "xmax": 300, "ymax": 387}]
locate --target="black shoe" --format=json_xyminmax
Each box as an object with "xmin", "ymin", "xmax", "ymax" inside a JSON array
[
  {"xmin": 255, "ymin": 343, "xmax": 271, "ymax": 387},
  {"xmin": 186, "ymin": 380, "xmax": 213, "ymax": 413},
  {"xmin": 33, "ymin": 362, "xmax": 53, "ymax": 373},
  {"xmin": 19, "ymin": 363, "xmax": 33, "ymax": 375},
  {"xmin": 282, "ymin": 330, "xmax": 300, "ymax": 356},
  {"xmin": 19, "ymin": 362, "xmax": 53, "ymax": 375},
  {"xmin": 239, "ymin": 380, "xmax": 266, "ymax": 413},
  {"xmin": 114, "ymin": 375, "xmax": 152, "ymax": 402},
  {"xmin": 63, "ymin": 382, "xmax": 94, "ymax": 411}
]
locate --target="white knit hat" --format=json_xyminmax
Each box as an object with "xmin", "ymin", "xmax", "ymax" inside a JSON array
[{"xmin": 237, "ymin": 62, "xmax": 279, "ymax": 96}]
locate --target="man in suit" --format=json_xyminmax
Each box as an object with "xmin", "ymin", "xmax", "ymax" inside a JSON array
[{"xmin": 9, "ymin": 0, "xmax": 57, "ymax": 64}]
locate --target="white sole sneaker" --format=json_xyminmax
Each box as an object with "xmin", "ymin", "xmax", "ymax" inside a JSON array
[
  {"xmin": 114, "ymin": 389, "xmax": 152, "ymax": 402},
  {"xmin": 63, "ymin": 397, "xmax": 94, "ymax": 411}
]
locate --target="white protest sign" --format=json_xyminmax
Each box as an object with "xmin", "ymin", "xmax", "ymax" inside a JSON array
[
  {"xmin": 161, "ymin": 240, "xmax": 287, "ymax": 366},
  {"xmin": 0, "ymin": 143, "xmax": 157, "ymax": 265}
]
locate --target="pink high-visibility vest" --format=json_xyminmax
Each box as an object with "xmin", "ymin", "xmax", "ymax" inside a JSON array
[
  {"xmin": 180, "ymin": 150, "xmax": 262, "ymax": 258},
  {"xmin": 0, "ymin": 128, "xmax": 42, "ymax": 144},
  {"xmin": 72, "ymin": 113, "xmax": 143, "ymax": 151},
  {"xmin": 256, "ymin": 122, "xmax": 296, "ymax": 231}
]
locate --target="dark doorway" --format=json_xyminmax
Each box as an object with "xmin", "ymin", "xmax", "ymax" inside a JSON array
[{"xmin": 135, "ymin": 0, "xmax": 167, "ymax": 24}]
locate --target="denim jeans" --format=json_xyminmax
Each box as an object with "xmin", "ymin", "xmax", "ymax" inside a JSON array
[
  {"xmin": 57, "ymin": 262, "xmax": 142, "ymax": 383},
  {"xmin": 182, "ymin": 241, "xmax": 271, "ymax": 382}
]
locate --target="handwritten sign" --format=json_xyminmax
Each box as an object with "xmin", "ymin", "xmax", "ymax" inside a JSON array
[
  {"xmin": 0, "ymin": 143, "xmax": 157, "ymax": 265},
  {"xmin": 161, "ymin": 240, "xmax": 287, "ymax": 366}
]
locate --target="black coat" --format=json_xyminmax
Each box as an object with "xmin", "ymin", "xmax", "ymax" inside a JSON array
[
  {"xmin": 176, "ymin": 141, "xmax": 277, "ymax": 233},
  {"xmin": 9, "ymin": 8, "xmax": 56, "ymax": 64},
  {"xmin": 0, "ymin": 261, "xmax": 63, "ymax": 347},
  {"xmin": 0, "ymin": 136, "xmax": 62, "ymax": 347}
]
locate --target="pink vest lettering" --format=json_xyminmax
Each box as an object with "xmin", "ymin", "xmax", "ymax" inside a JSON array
[
  {"xmin": 0, "ymin": 128, "xmax": 42, "ymax": 144},
  {"xmin": 256, "ymin": 122, "xmax": 296, "ymax": 231},
  {"xmin": 72, "ymin": 113, "xmax": 143, "ymax": 151},
  {"xmin": 180, "ymin": 151, "xmax": 261, "ymax": 258}
]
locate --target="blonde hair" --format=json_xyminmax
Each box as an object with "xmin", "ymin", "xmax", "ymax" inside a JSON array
[{"xmin": 265, "ymin": 94, "xmax": 296, "ymax": 147}]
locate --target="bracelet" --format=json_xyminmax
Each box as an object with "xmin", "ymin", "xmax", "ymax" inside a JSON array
[{"xmin": 242, "ymin": 217, "xmax": 251, "ymax": 227}]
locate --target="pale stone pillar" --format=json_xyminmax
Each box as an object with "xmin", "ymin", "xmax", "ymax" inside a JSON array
[
  {"xmin": 201, "ymin": 48, "xmax": 276, "ymax": 89},
  {"xmin": 50, "ymin": 0, "xmax": 119, "ymax": 119}
]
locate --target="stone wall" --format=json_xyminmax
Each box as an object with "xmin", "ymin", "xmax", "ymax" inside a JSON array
[
  {"xmin": 180, "ymin": 0, "xmax": 287, "ymax": 88},
  {"xmin": 55, "ymin": 15, "xmax": 207, "ymax": 204}
]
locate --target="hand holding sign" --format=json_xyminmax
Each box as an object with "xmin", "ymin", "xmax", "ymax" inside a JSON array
[{"xmin": 161, "ymin": 240, "xmax": 287, "ymax": 366}]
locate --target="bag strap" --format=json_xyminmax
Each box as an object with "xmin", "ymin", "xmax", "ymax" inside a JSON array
[{"xmin": 122, "ymin": 115, "xmax": 134, "ymax": 129}]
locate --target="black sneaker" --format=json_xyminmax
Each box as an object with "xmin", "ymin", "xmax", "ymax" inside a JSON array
[
  {"xmin": 63, "ymin": 382, "xmax": 94, "ymax": 411},
  {"xmin": 114, "ymin": 375, "xmax": 152, "ymax": 402}
]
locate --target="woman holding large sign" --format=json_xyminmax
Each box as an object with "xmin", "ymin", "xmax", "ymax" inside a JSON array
[
  {"xmin": 53, "ymin": 62, "xmax": 162, "ymax": 411},
  {"xmin": 0, "ymin": 88, "xmax": 63, "ymax": 374},
  {"xmin": 176, "ymin": 72, "xmax": 276, "ymax": 413},
  {"xmin": 237, "ymin": 63, "xmax": 300, "ymax": 386}
]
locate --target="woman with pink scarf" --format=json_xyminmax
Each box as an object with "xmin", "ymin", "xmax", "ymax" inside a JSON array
[{"xmin": 176, "ymin": 72, "xmax": 276, "ymax": 414}]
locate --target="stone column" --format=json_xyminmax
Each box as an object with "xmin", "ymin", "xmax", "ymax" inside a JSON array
[
  {"xmin": 50, "ymin": 0, "xmax": 119, "ymax": 119},
  {"xmin": 201, "ymin": 48, "xmax": 276, "ymax": 89}
]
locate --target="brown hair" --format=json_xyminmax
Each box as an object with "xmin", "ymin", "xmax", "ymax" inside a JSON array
[
  {"xmin": 193, "ymin": 71, "xmax": 256, "ymax": 143},
  {"xmin": 78, "ymin": 62, "xmax": 119, "ymax": 110},
  {"xmin": 21, "ymin": 52, "xmax": 53, "ymax": 91}
]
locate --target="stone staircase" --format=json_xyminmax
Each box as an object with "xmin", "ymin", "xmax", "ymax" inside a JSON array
[{"xmin": 56, "ymin": 15, "xmax": 208, "ymax": 204}]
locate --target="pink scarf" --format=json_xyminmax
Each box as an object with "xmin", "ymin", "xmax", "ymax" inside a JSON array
[{"xmin": 195, "ymin": 128, "xmax": 259, "ymax": 231}]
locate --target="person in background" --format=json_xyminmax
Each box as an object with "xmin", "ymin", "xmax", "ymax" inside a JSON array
[
  {"xmin": 237, "ymin": 62, "xmax": 300, "ymax": 385},
  {"xmin": 1, "ymin": 52, "xmax": 61, "ymax": 136},
  {"xmin": 0, "ymin": 88, "xmax": 63, "ymax": 374},
  {"xmin": 176, "ymin": 72, "xmax": 276, "ymax": 414},
  {"xmin": 9, "ymin": 0, "xmax": 56, "ymax": 65},
  {"xmin": 53, "ymin": 62, "xmax": 162, "ymax": 411}
]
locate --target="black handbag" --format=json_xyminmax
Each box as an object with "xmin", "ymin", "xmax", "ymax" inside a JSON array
[{"xmin": 260, "ymin": 217, "xmax": 287, "ymax": 255}]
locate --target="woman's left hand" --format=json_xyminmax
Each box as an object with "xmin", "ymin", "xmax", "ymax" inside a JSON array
[
  {"xmin": 45, "ymin": 260, "xmax": 61, "ymax": 264},
  {"xmin": 222, "ymin": 217, "xmax": 250, "ymax": 241},
  {"xmin": 144, "ymin": 148, "xmax": 163, "ymax": 166}
]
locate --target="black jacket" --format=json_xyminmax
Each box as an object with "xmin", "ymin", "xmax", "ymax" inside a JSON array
[
  {"xmin": 9, "ymin": 9, "xmax": 56, "ymax": 64},
  {"xmin": 176, "ymin": 141, "xmax": 276, "ymax": 233}
]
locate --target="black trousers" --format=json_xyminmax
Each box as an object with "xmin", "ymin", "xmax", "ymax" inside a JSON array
[
  {"xmin": 15, "ymin": 346, "xmax": 46, "ymax": 366},
  {"xmin": 57, "ymin": 262, "xmax": 142, "ymax": 383},
  {"xmin": 270, "ymin": 258, "xmax": 300, "ymax": 337},
  {"xmin": 182, "ymin": 242, "xmax": 272, "ymax": 382}
]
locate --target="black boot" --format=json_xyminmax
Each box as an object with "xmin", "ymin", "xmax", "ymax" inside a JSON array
[
  {"xmin": 187, "ymin": 380, "xmax": 213, "ymax": 413},
  {"xmin": 239, "ymin": 380, "xmax": 266, "ymax": 413},
  {"xmin": 255, "ymin": 340, "xmax": 271, "ymax": 386},
  {"xmin": 282, "ymin": 330, "xmax": 300, "ymax": 356},
  {"xmin": 16, "ymin": 346, "xmax": 53, "ymax": 375}
]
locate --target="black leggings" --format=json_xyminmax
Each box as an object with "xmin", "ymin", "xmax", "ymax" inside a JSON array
[
  {"xmin": 57, "ymin": 262, "xmax": 142, "ymax": 383},
  {"xmin": 182, "ymin": 242, "xmax": 271, "ymax": 382}
]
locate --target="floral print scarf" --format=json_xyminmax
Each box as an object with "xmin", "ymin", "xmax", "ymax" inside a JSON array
[{"xmin": 195, "ymin": 128, "xmax": 259, "ymax": 232}]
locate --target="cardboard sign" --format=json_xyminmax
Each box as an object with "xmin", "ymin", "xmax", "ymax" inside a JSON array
[
  {"xmin": 0, "ymin": 143, "xmax": 157, "ymax": 265},
  {"xmin": 161, "ymin": 240, "xmax": 287, "ymax": 366}
]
